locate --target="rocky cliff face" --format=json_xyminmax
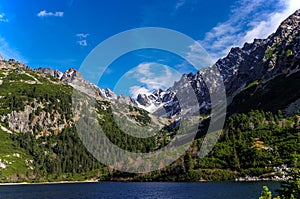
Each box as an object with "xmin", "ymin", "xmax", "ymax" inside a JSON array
[
  {"xmin": 0, "ymin": 60, "xmax": 72, "ymax": 137},
  {"xmin": 217, "ymin": 9, "xmax": 300, "ymax": 96}
]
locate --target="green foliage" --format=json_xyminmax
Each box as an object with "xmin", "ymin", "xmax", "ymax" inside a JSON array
[
  {"xmin": 129, "ymin": 106, "xmax": 152, "ymax": 125},
  {"xmin": 259, "ymin": 186, "xmax": 272, "ymax": 199},
  {"xmin": 259, "ymin": 169, "xmax": 300, "ymax": 199},
  {"xmin": 277, "ymin": 169, "xmax": 300, "ymax": 199},
  {"xmin": 10, "ymin": 126, "xmax": 109, "ymax": 182},
  {"xmin": 0, "ymin": 129, "xmax": 34, "ymax": 182},
  {"xmin": 286, "ymin": 49, "xmax": 293, "ymax": 57},
  {"xmin": 0, "ymin": 71, "xmax": 73, "ymax": 115},
  {"xmin": 191, "ymin": 110, "xmax": 299, "ymax": 179},
  {"xmin": 264, "ymin": 42, "xmax": 281, "ymax": 60},
  {"xmin": 184, "ymin": 153, "xmax": 194, "ymax": 172},
  {"xmin": 265, "ymin": 47, "xmax": 275, "ymax": 60},
  {"xmin": 0, "ymin": 65, "xmax": 299, "ymax": 182},
  {"xmin": 96, "ymin": 101, "xmax": 170, "ymax": 153},
  {"xmin": 134, "ymin": 108, "xmax": 299, "ymax": 181},
  {"xmin": 5, "ymin": 72, "xmax": 35, "ymax": 82}
]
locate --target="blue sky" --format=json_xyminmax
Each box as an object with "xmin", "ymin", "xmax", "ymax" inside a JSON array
[{"xmin": 0, "ymin": 0, "xmax": 299, "ymax": 97}]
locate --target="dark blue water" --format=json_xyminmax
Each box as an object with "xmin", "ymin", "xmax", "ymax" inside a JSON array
[{"xmin": 0, "ymin": 181, "xmax": 280, "ymax": 199}]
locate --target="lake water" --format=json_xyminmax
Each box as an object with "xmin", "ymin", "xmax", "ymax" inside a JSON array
[{"xmin": 0, "ymin": 181, "xmax": 280, "ymax": 199}]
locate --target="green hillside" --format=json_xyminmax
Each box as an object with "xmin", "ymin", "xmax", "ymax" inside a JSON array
[{"xmin": 0, "ymin": 58, "xmax": 299, "ymax": 183}]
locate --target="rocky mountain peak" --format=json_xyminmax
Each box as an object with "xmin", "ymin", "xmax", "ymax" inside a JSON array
[
  {"xmin": 37, "ymin": 66, "xmax": 118, "ymax": 101},
  {"xmin": 105, "ymin": 88, "xmax": 117, "ymax": 99},
  {"xmin": 275, "ymin": 9, "xmax": 300, "ymax": 38},
  {"xmin": 117, "ymin": 94, "xmax": 138, "ymax": 107},
  {"xmin": 54, "ymin": 70, "xmax": 63, "ymax": 79},
  {"xmin": 137, "ymin": 94, "xmax": 152, "ymax": 106},
  {"xmin": 60, "ymin": 68, "xmax": 83, "ymax": 83},
  {"xmin": 36, "ymin": 67, "xmax": 54, "ymax": 76}
]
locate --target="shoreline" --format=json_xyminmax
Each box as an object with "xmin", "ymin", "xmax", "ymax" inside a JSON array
[
  {"xmin": 0, "ymin": 179, "xmax": 284, "ymax": 185},
  {"xmin": 0, "ymin": 180, "xmax": 98, "ymax": 186}
]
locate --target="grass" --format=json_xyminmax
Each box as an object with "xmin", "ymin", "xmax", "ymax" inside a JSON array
[{"xmin": 244, "ymin": 80, "xmax": 259, "ymax": 90}]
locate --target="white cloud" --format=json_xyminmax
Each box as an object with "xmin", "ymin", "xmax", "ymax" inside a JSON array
[
  {"xmin": 37, "ymin": 10, "xmax": 64, "ymax": 17},
  {"xmin": 77, "ymin": 40, "xmax": 87, "ymax": 47},
  {"xmin": 201, "ymin": 0, "xmax": 300, "ymax": 61},
  {"xmin": 76, "ymin": 33, "xmax": 89, "ymax": 39},
  {"xmin": 76, "ymin": 33, "xmax": 89, "ymax": 47},
  {"xmin": 0, "ymin": 36, "xmax": 27, "ymax": 63},
  {"xmin": 0, "ymin": 13, "xmax": 8, "ymax": 22},
  {"xmin": 126, "ymin": 63, "xmax": 181, "ymax": 97},
  {"xmin": 129, "ymin": 86, "xmax": 152, "ymax": 98},
  {"xmin": 242, "ymin": 0, "xmax": 300, "ymax": 43},
  {"xmin": 134, "ymin": 62, "xmax": 152, "ymax": 76}
]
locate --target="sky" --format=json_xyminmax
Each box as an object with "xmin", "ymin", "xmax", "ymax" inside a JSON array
[{"xmin": 0, "ymin": 0, "xmax": 299, "ymax": 97}]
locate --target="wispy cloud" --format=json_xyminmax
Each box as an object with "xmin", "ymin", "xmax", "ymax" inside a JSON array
[
  {"xmin": 127, "ymin": 63, "xmax": 181, "ymax": 98},
  {"xmin": 175, "ymin": 0, "xmax": 186, "ymax": 11},
  {"xmin": 185, "ymin": 41, "xmax": 214, "ymax": 69},
  {"xmin": 76, "ymin": 33, "xmax": 89, "ymax": 47},
  {"xmin": 77, "ymin": 40, "xmax": 87, "ymax": 47},
  {"xmin": 76, "ymin": 33, "xmax": 89, "ymax": 38},
  {"xmin": 37, "ymin": 10, "xmax": 64, "ymax": 17},
  {"xmin": 0, "ymin": 13, "xmax": 8, "ymax": 22},
  {"xmin": 201, "ymin": 0, "xmax": 300, "ymax": 61},
  {"xmin": 242, "ymin": 0, "xmax": 300, "ymax": 43},
  {"xmin": 170, "ymin": 0, "xmax": 186, "ymax": 16},
  {"xmin": 129, "ymin": 86, "xmax": 152, "ymax": 97},
  {"xmin": 0, "ymin": 36, "xmax": 27, "ymax": 63}
]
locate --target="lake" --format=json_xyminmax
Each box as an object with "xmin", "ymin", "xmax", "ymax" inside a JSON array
[{"xmin": 0, "ymin": 181, "xmax": 280, "ymax": 199}]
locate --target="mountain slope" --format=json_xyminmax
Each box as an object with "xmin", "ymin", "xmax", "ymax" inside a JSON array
[{"xmin": 0, "ymin": 59, "xmax": 175, "ymax": 182}]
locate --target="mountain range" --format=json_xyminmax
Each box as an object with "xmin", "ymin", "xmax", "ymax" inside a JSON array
[
  {"xmin": 37, "ymin": 9, "xmax": 300, "ymax": 118},
  {"xmin": 0, "ymin": 10, "xmax": 299, "ymax": 182}
]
